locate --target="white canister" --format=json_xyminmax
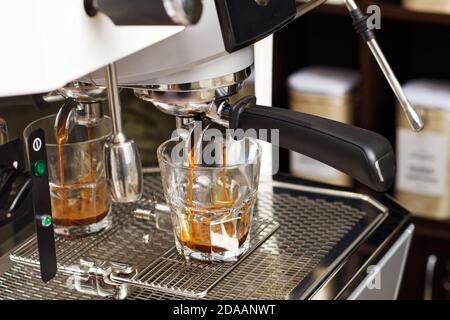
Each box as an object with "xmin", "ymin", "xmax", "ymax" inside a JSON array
[
  {"xmin": 395, "ymin": 79, "xmax": 450, "ymax": 220},
  {"xmin": 288, "ymin": 66, "xmax": 359, "ymax": 187}
]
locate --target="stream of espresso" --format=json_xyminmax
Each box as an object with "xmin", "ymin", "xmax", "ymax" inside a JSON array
[
  {"xmin": 187, "ymin": 140, "xmax": 229, "ymax": 206},
  {"xmin": 182, "ymin": 138, "xmax": 251, "ymax": 253},
  {"xmin": 53, "ymin": 123, "xmax": 108, "ymax": 227},
  {"xmin": 55, "ymin": 113, "xmax": 69, "ymax": 217}
]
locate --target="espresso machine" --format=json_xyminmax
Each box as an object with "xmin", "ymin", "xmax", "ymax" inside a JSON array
[{"xmin": 0, "ymin": 0, "xmax": 421, "ymax": 299}]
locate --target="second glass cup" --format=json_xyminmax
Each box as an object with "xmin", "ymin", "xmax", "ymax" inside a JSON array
[
  {"xmin": 158, "ymin": 136, "xmax": 261, "ymax": 262},
  {"xmin": 24, "ymin": 115, "xmax": 112, "ymax": 237}
]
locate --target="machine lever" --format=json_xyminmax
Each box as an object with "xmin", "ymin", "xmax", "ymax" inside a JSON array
[{"xmin": 227, "ymin": 96, "xmax": 395, "ymax": 192}]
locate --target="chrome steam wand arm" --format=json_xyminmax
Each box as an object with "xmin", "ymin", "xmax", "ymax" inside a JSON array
[
  {"xmin": 344, "ymin": 0, "xmax": 424, "ymax": 132},
  {"xmin": 104, "ymin": 63, "xmax": 143, "ymax": 203},
  {"xmin": 105, "ymin": 64, "xmax": 125, "ymax": 142}
]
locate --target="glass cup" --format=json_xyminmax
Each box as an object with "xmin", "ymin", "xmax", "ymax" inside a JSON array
[
  {"xmin": 158, "ymin": 136, "xmax": 261, "ymax": 262},
  {"xmin": 24, "ymin": 115, "xmax": 112, "ymax": 236}
]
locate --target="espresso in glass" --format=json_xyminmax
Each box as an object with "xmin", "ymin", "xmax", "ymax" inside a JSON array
[
  {"xmin": 158, "ymin": 136, "xmax": 261, "ymax": 262},
  {"xmin": 24, "ymin": 115, "xmax": 112, "ymax": 236}
]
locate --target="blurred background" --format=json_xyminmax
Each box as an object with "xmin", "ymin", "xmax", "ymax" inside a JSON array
[{"xmin": 1, "ymin": 0, "xmax": 449, "ymax": 299}]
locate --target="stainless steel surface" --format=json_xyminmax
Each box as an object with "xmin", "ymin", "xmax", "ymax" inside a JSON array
[
  {"xmin": 105, "ymin": 64, "xmax": 124, "ymax": 141},
  {"xmin": 42, "ymin": 91, "xmax": 66, "ymax": 104},
  {"xmin": 295, "ymin": 0, "xmax": 327, "ymax": 19},
  {"xmin": 162, "ymin": 0, "xmax": 203, "ymax": 25},
  {"xmin": 54, "ymin": 84, "xmax": 106, "ymax": 131},
  {"xmin": 424, "ymin": 254, "xmax": 437, "ymax": 300},
  {"xmin": 54, "ymin": 101, "xmax": 77, "ymax": 143},
  {"xmin": 1, "ymin": 172, "xmax": 388, "ymax": 300},
  {"xmin": 75, "ymin": 102, "xmax": 104, "ymax": 127},
  {"xmin": 55, "ymin": 81, "xmax": 108, "ymax": 103},
  {"xmin": 366, "ymin": 39, "xmax": 423, "ymax": 131},
  {"xmin": 346, "ymin": 225, "xmax": 414, "ymax": 300},
  {"xmin": 133, "ymin": 68, "xmax": 251, "ymax": 117},
  {"xmin": 344, "ymin": 0, "xmax": 358, "ymax": 11},
  {"xmin": 110, "ymin": 217, "xmax": 278, "ymax": 297},
  {"xmin": 344, "ymin": 0, "xmax": 424, "ymax": 132},
  {"xmin": 69, "ymin": 257, "xmax": 135, "ymax": 299},
  {"xmin": 206, "ymin": 100, "xmax": 230, "ymax": 128},
  {"xmin": 104, "ymin": 63, "xmax": 143, "ymax": 203},
  {"xmin": 55, "ymin": 101, "xmax": 105, "ymax": 139},
  {"xmin": 105, "ymin": 140, "xmax": 143, "ymax": 203},
  {"xmin": 0, "ymin": 118, "xmax": 8, "ymax": 145}
]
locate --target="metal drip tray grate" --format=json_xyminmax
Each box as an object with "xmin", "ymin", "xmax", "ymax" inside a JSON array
[
  {"xmin": 1, "ymin": 172, "xmax": 387, "ymax": 300},
  {"xmin": 10, "ymin": 209, "xmax": 278, "ymax": 298},
  {"xmin": 111, "ymin": 217, "xmax": 278, "ymax": 297}
]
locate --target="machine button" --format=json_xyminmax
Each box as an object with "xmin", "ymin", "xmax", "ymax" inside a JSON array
[
  {"xmin": 40, "ymin": 214, "xmax": 52, "ymax": 227},
  {"xmin": 33, "ymin": 160, "xmax": 46, "ymax": 177}
]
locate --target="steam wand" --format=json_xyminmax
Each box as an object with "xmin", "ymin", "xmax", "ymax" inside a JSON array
[
  {"xmin": 104, "ymin": 63, "xmax": 143, "ymax": 202},
  {"xmin": 344, "ymin": 0, "xmax": 424, "ymax": 131}
]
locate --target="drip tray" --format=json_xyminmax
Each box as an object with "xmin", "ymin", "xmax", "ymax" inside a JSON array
[
  {"xmin": 10, "ymin": 216, "xmax": 278, "ymax": 298},
  {"xmin": 2, "ymin": 172, "xmax": 387, "ymax": 300}
]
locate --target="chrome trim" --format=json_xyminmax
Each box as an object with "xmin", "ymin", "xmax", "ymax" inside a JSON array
[
  {"xmin": 162, "ymin": 0, "xmax": 203, "ymax": 26},
  {"xmin": 271, "ymin": 180, "xmax": 388, "ymax": 213},
  {"xmin": 8, "ymin": 179, "xmax": 31, "ymax": 213},
  {"xmin": 295, "ymin": 0, "xmax": 327, "ymax": 19},
  {"xmin": 130, "ymin": 67, "xmax": 251, "ymax": 92},
  {"xmin": 55, "ymin": 81, "xmax": 108, "ymax": 103},
  {"xmin": 366, "ymin": 39, "xmax": 423, "ymax": 131},
  {"xmin": 133, "ymin": 68, "xmax": 251, "ymax": 117},
  {"xmin": 424, "ymin": 255, "xmax": 437, "ymax": 300},
  {"xmin": 374, "ymin": 160, "xmax": 385, "ymax": 183}
]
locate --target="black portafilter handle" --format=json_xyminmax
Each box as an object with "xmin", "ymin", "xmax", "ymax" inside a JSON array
[{"xmin": 226, "ymin": 96, "xmax": 395, "ymax": 192}]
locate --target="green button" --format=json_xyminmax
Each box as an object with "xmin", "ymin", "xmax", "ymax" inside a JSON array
[
  {"xmin": 33, "ymin": 160, "xmax": 46, "ymax": 176},
  {"xmin": 41, "ymin": 215, "xmax": 52, "ymax": 227}
]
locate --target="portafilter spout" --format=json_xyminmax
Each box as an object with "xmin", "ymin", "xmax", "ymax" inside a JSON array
[
  {"xmin": 54, "ymin": 81, "xmax": 108, "ymax": 142},
  {"xmin": 104, "ymin": 63, "xmax": 143, "ymax": 203}
]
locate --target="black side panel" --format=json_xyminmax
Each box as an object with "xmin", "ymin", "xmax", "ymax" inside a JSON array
[
  {"xmin": 0, "ymin": 139, "xmax": 30, "ymax": 227},
  {"xmin": 215, "ymin": 0, "xmax": 297, "ymax": 52},
  {"xmin": 26, "ymin": 129, "xmax": 57, "ymax": 282},
  {"xmin": 0, "ymin": 138, "xmax": 25, "ymax": 170}
]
